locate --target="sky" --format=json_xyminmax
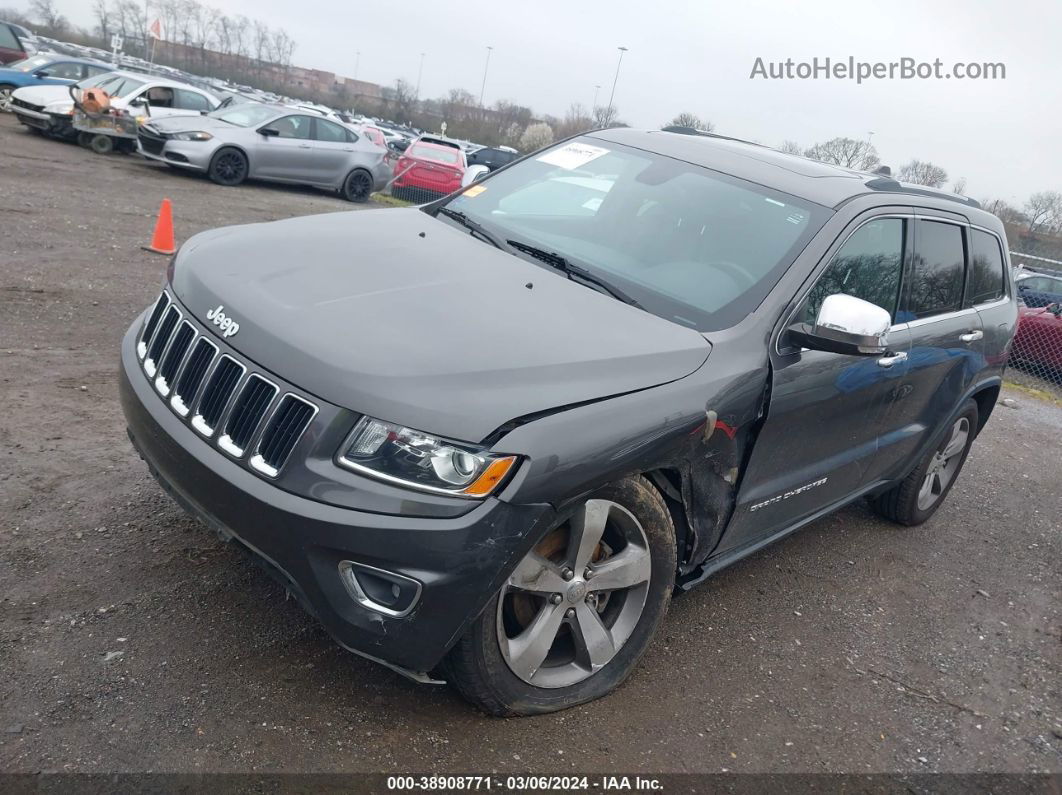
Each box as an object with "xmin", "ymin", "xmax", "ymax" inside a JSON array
[{"xmin": 51, "ymin": 0, "xmax": 1061, "ymax": 203}]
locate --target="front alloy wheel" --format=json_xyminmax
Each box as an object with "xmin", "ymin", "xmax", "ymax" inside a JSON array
[
  {"xmin": 0, "ymin": 85, "xmax": 14, "ymax": 112},
  {"xmin": 497, "ymin": 499, "xmax": 651, "ymax": 688},
  {"xmin": 445, "ymin": 476, "xmax": 676, "ymax": 716}
]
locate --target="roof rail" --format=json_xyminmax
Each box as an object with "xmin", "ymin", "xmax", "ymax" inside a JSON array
[{"xmin": 864, "ymin": 177, "xmax": 982, "ymax": 209}]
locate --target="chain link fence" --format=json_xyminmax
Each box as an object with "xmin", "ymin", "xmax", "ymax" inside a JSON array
[{"xmin": 1009, "ymin": 253, "xmax": 1062, "ymax": 399}]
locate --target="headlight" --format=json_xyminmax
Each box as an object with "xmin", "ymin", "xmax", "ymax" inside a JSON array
[
  {"xmin": 338, "ymin": 416, "xmax": 517, "ymax": 498},
  {"xmin": 44, "ymin": 102, "xmax": 74, "ymax": 115},
  {"xmin": 170, "ymin": 131, "xmax": 213, "ymax": 141}
]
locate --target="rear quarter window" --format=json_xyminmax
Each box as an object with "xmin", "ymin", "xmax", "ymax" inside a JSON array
[{"xmin": 965, "ymin": 229, "xmax": 1006, "ymax": 305}]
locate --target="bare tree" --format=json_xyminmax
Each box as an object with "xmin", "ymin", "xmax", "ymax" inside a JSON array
[
  {"xmin": 1023, "ymin": 191, "xmax": 1062, "ymax": 233},
  {"xmin": 390, "ymin": 78, "xmax": 418, "ymax": 123},
  {"xmin": 778, "ymin": 140, "xmax": 804, "ymax": 156},
  {"xmin": 92, "ymin": 0, "xmax": 110, "ymax": 38},
  {"xmin": 897, "ymin": 159, "xmax": 948, "ymax": 188},
  {"xmin": 804, "ymin": 137, "xmax": 880, "ymax": 171},
  {"xmin": 952, "ymin": 177, "xmax": 967, "ymax": 196},
  {"xmin": 554, "ymin": 103, "xmax": 593, "ymax": 138},
  {"xmin": 592, "ymin": 104, "xmax": 620, "ymax": 128},
  {"xmin": 666, "ymin": 112, "xmax": 713, "ymax": 131},
  {"xmin": 30, "ymin": 0, "xmax": 68, "ymax": 32},
  {"xmin": 980, "ymin": 198, "xmax": 1026, "ymax": 225}
]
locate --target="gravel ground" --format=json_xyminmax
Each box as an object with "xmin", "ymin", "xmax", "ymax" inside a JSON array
[{"xmin": 0, "ymin": 113, "xmax": 1059, "ymax": 775}]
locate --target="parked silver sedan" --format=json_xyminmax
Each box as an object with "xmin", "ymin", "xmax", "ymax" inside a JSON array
[{"xmin": 137, "ymin": 103, "xmax": 391, "ymax": 202}]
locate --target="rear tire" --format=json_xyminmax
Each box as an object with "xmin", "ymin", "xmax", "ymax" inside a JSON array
[
  {"xmin": 342, "ymin": 168, "xmax": 374, "ymax": 202},
  {"xmin": 445, "ymin": 476, "xmax": 676, "ymax": 716},
  {"xmin": 208, "ymin": 147, "xmax": 248, "ymax": 186},
  {"xmin": 869, "ymin": 399, "xmax": 978, "ymax": 526}
]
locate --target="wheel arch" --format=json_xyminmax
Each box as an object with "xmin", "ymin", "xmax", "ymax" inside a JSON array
[
  {"xmin": 969, "ymin": 382, "xmax": 1000, "ymax": 435},
  {"xmin": 210, "ymin": 143, "xmax": 251, "ymax": 170}
]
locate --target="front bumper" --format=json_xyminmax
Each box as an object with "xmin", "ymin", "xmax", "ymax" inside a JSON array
[
  {"xmin": 119, "ymin": 321, "xmax": 554, "ymax": 676},
  {"xmin": 138, "ymin": 140, "xmax": 212, "ymax": 171}
]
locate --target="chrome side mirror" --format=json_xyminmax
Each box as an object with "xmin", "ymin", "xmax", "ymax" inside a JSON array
[
  {"xmin": 791, "ymin": 293, "xmax": 891, "ymax": 356},
  {"xmin": 461, "ymin": 164, "xmax": 490, "ymax": 187}
]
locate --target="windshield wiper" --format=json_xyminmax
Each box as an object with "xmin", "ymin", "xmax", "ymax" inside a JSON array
[
  {"xmin": 505, "ymin": 239, "xmax": 644, "ymax": 310},
  {"xmin": 436, "ymin": 207, "xmax": 505, "ymax": 250}
]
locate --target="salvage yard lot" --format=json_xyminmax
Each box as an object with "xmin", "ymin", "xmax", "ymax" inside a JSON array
[{"xmin": 0, "ymin": 111, "xmax": 1059, "ymax": 774}]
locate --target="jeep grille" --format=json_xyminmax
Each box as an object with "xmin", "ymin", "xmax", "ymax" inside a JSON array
[{"xmin": 135, "ymin": 290, "xmax": 318, "ymax": 477}]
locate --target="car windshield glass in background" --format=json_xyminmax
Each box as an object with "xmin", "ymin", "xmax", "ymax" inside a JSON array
[
  {"xmin": 74, "ymin": 71, "xmax": 116, "ymax": 89},
  {"xmin": 95, "ymin": 75, "xmax": 146, "ymax": 98},
  {"xmin": 441, "ymin": 137, "xmax": 829, "ymax": 330},
  {"xmin": 207, "ymin": 103, "xmax": 279, "ymax": 127},
  {"xmin": 410, "ymin": 144, "xmax": 460, "ymax": 164},
  {"xmin": 13, "ymin": 55, "xmax": 50, "ymax": 71}
]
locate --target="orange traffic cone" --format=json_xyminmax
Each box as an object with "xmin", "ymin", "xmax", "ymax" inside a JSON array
[{"xmin": 143, "ymin": 198, "xmax": 176, "ymax": 255}]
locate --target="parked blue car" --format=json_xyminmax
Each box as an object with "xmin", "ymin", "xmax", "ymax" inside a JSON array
[
  {"xmin": 0, "ymin": 54, "xmax": 111, "ymax": 111},
  {"xmin": 1016, "ymin": 271, "xmax": 1062, "ymax": 308}
]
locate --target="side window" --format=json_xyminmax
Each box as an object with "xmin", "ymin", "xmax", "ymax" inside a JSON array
[
  {"xmin": 314, "ymin": 119, "xmax": 348, "ymax": 143},
  {"xmin": 271, "ymin": 115, "xmax": 312, "ymax": 139},
  {"xmin": 0, "ymin": 24, "xmax": 20, "ymax": 50},
  {"xmin": 85, "ymin": 65, "xmax": 110, "ymax": 77},
  {"xmin": 906, "ymin": 220, "xmax": 965, "ymax": 319},
  {"xmin": 965, "ymin": 229, "xmax": 1006, "ymax": 305},
  {"xmin": 174, "ymin": 89, "xmax": 212, "ymax": 111},
  {"xmin": 345, "ymin": 128, "xmax": 359, "ymax": 143},
  {"xmin": 801, "ymin": 218, "xmax": 906, "ymax": 324},
  {"xmin": 47, "ymin": 62, "xmax": 85, "ymax": 80},
  {"xmin": 144, "ymin": 86, "xmax": 174, "ymax": 108}
]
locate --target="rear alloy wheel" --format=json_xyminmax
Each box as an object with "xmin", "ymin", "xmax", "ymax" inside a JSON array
[
  {"xmin": 870, "ymin": 399, "xmax": 979, "ymax": 525},
  {"xmin": 343, "ymin": 169, "xmax": 373, "ymax": 203},
  {"xmin": 208, "ymin": 148, "xmax": 248, "ymax": 186},
  {"xmin": 445, "ymin": 476, "xmax": 676, "ymax": 715},
  {"xmin": 0, "ymin": 84, "xmax": 14, "ymax": 112}
]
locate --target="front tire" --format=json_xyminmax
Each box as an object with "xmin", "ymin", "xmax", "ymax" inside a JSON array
[
  {"xmin": 208, "ymin": 147, "xmax": 248, "ymax": 186},
  {"xmin": 89, "ymin": 134, "xmax": 114, "ymax": 154},
  {"xmin": 0, "ymin": 84, "xmax": 14, "ymax": 112},
  {"xmin": 869, "ymin": 399, "xmax": 979, "ymax": 526},
  {"xmin": 445, "ymin": 476, "xmax": 676, "ymax": 716}
]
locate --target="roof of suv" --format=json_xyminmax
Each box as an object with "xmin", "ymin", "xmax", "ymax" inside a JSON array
[{"xmin": 590, "ymin": 128, "xmax": 993, "ymax": 223}]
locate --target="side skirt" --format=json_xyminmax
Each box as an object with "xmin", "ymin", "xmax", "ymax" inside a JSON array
[{"xmin": 676, "ymin": 479, "xmax": 889, "ymax": 592}]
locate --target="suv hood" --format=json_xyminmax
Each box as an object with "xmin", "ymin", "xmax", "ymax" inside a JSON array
[{"xmin": 170, "ymin": 208, "xmax": 711, "ymax": 442}]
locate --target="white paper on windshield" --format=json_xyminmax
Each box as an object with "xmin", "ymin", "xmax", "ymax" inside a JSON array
[{"xmin": 536, "ymin": 142, "xmax": 609, "ymax": 170}]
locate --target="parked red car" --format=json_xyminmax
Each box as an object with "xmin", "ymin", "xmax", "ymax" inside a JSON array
[
  {"xmin": 391, "ymin": 138, "xmax": 466, "ymax": 201},
  {"xmin": 1012, "ymin": 303, "xmax": 1062, "ymax": 374},
  {"xmin": 0, "ymin": 21, "xmax": 35, "ymax": 64}
]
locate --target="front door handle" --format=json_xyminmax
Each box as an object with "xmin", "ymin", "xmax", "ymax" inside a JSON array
[
  {"xmin": 877, "ymin": 351, "xmax": 908, "ymax": 368},
  {"xmin": 960, "ymin": 330, "xmax": 984, "ymax": 343},
  {"xmin": 298, "ymin": 143, "xmax": 312, "ymax": 149}
]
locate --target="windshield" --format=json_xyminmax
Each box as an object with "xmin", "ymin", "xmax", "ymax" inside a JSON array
[
  {"xmin": 95, "ymin": 75, "xmax": 146, "ymax": 98},
  {"xmin": 11, "ymin": 55, "xmax": 51, "ymax": 71},
  {"xmin": 439, "ymin": 137, "xmax": 829, "ymax": 331},
  {"xmin": 74, "ymin": 71, "xmax": 116, "ymax": 89},
  {"xmin": 207, "ymin": 103, "xmax": 281, "ymax": 127}
]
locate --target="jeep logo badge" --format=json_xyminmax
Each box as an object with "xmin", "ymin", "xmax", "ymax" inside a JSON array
[{"xmin": 206, "ymin": 304, "xmax": 240, "ymax": 338}]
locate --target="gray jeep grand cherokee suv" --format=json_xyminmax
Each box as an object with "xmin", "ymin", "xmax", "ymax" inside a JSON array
[{"xmin": 120, "ymin": 129, "xmax": 1017, "ymax": 715}]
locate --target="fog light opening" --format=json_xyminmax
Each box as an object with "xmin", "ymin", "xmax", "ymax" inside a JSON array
[{"xmin": 338, "ymin": 561, "xmax": 422, "ymax": 618}]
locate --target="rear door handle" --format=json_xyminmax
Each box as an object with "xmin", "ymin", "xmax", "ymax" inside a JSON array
[
  {"xmin": 877, "ymin": 351, "xmax": 908, "ymax": 368},
  {"xmin": 960, "ymin": 330, "xmax": 984, "ymax": 342},
  {"xmin": 298, "ymin": 143, "xmax": 312, "ymax": 149}
]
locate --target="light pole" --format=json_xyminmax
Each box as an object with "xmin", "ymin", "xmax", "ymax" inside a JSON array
[
  {"xmin": 479, "ymin": 45, "xmax": 493, "ymax": 107},
  {"xmin": 592, "ymin": 84, "xmax": 601, "ymax": 110},
  {"xmin": 354, "ymin": 51, "xmax": 360, "ymax": 81},
  {"xmin": 605, "ymin": 46, "xmax": 628, "ymax": 125},
  {"xmin": 416, "ymin": 52, "xmax": 426, "ymax": 97}
]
